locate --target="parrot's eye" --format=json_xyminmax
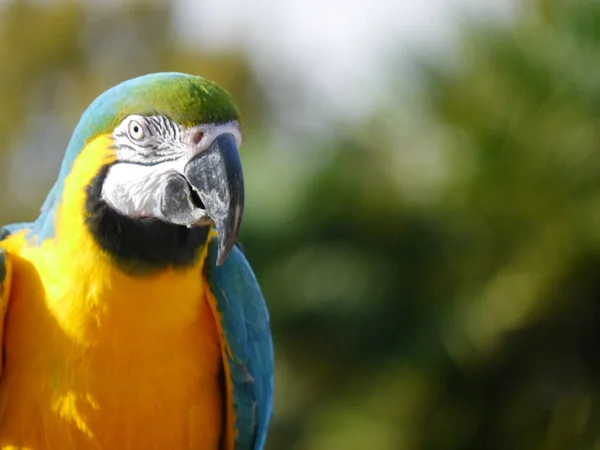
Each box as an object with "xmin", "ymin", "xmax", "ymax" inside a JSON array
[{"xmin": 128, "ymin": 120, "xmax": 145, "ymax": 141}]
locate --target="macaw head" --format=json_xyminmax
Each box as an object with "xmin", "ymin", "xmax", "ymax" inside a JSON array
[{"xmin": 34, "ymin": 72, "xmax": 244, "ymax": 268}]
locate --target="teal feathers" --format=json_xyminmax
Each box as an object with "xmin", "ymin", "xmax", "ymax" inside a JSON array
[{"xmin": 205, "ymin": 237, "xmax": 274, "ymax": 450}]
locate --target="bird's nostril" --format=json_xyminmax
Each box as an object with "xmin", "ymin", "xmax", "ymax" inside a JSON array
[
  {"xmin": 189, "ymin": 186, "xmax": 205, "ymax": 209},
  {"xmin": 192, "ymin": 131, "xmax": 205, "ymax": 145}
]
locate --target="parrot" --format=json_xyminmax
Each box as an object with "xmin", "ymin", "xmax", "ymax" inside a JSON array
[{"xmin": 0, "ymin": 72, "xmax": 273, "ymax": 450}]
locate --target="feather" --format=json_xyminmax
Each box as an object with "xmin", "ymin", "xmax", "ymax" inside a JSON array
[{"xmin": 205, "ymin": 236, "xmax": 274, "ymax": 450}]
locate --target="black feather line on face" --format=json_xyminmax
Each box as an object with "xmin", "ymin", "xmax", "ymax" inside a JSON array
[
  {"xmin": 85, "ymin": 164, "xmax": 211, "ymax": 274},
  {"xmin": 115, "ymin": 115, "xmax": 183, "ymax": 165}
]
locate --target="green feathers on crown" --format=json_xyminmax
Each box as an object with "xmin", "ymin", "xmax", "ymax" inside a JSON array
[{"xmin": 85, "ymin": 72, "xmax": 240, "ymax": 139}]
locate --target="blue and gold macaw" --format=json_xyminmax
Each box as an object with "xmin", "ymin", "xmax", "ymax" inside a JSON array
[{"xmin": 0, "ymin": 73, "xmax": 273, "ymax": 449}]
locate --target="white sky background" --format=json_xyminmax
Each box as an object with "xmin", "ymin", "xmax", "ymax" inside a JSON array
[
  {"xmin": 12, "ymin": 0, "xmax": 518, "ymax": 126},
  {"xmin": 173, "ymin": 0, "xmax": 517, "ymax": 123},
  {"xmin": 11, "ymin": 0, "xmax": 518, "ymax": 121}
]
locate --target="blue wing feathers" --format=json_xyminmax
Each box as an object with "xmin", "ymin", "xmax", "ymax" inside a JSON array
[{"xmin": 205, "ymin": 237, "xmax": 274, "ymax": 450}]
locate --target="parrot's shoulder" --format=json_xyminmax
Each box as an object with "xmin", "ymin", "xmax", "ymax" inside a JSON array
[
  {"xmin": 0, "ymin": 246, "xmax": 8, "ymax": 296},
  {"xmin": 0, "ymin": 222, "xmax": 34, "ymax": 242},
  {"xmin": 204, "ymin": 236, "xmax": 274, "ymax": 450},
  {"xmin": 0, "ymin": 235, "xmax": 14, "ymax": 376},
  {"xmin": 0, "ymin": 244, "xmax": 10, "ymax": 309},
  {"xmin": 0, "ymin": 222, "xmax": 34, "ymax": 307},
  {"xmin": 0, "ymin": 222, "xmax": 32, "ymax": 289}
]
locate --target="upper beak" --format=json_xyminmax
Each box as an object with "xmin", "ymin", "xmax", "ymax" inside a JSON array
[{"xmin": 183, "ymin": 133, "xmax": 244, "ymax": 266}]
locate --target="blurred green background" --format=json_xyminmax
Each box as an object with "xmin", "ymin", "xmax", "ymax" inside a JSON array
[{"xmin": 2, "ymin": 0, "xmax": 600, "ymax": 448}]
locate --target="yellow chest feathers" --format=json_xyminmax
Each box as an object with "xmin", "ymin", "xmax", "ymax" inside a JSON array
[{"xmin": 0, "ymin": 235, "xmax": 223, "ymax": 450}]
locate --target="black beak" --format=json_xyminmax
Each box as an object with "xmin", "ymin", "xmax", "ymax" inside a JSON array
[{"xmin": 183, "ymin": 133, "xmax": 244, "ymax": 266}]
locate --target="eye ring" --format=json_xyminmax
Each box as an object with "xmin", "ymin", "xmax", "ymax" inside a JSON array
[{"xmin": 128, "ymin": 119, "xmax": 145, "ymax": 141}]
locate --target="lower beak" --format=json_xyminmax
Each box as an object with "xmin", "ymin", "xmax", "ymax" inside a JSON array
[{"xmin": 183, "ymin": 133, "xmax": 244, "ymax": 266}]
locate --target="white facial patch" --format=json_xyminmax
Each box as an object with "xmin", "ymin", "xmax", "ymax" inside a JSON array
[{"xmin": 101, "ymin": 160, "xmax": 186, "ymax": 218}]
